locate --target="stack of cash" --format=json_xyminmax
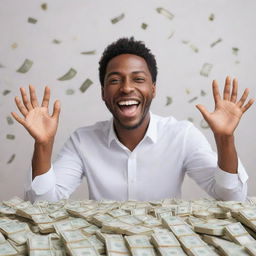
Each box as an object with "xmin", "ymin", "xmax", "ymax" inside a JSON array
[
  {"xmin": 0, "ymin": 231, "xmax": 18, "ymax": 256},
  {"xmin": 125, "ymin": 235, "xmax": 156, "ymax": 256},
  {"xmin": 27, "ymin": 233, "xmax": 65, "ymax": 255},
  {"xmin": 202, "ymin": 234, "xmax": 250, "ymax": 255},
  {"xmin": 0, "ymin": 196, "xmax": 256, "ymax": 255},
  {"xmin": 224, "ymin": 222, "xmax": 255, "ymax": 245},
  {"xmin": 87, "ymin": 235, "xmax": 105, "ymax": 254},
  {"xmin": 231, "ymin": 208, "xmax": 256, "ymax": 232},
  {"xmin": 162, "ymin": 215, "xmax": 218, "ymax": 255},
  {"xmin": 151, "ymin": 230, "xmax": 187, "ymax": 255},
  {"xmin": 105, "ymin": 235, "xmax": 130, "ymax": 256}
]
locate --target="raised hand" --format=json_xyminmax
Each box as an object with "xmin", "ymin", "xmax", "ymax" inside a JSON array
[
  {"xmin": 196, "ymin": 76, "xmax": 254, "ymax": 136},
  {"xmin": 12, "ymin": 85, "xmax": 60, "ymax": 144}
]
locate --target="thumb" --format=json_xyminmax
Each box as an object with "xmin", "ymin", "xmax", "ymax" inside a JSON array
[
  {"xmin": 52, "ymin": 100, "xmax": 61, "ymax": 120},
  {"xmin": 196, "ymin": 104, "xmax": 210, "ymax": 120}
]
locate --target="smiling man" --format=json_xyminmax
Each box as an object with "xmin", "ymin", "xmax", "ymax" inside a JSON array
[
  {"xmin": 13, "ymin": 37, "xmax": 254, "ymax": 202},
  {"xmin": 102, "ymin": 53, "xmax": 156, "ymax": 151}
]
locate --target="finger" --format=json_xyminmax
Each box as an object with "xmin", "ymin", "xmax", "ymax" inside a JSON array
[
  {"xmin": 41, "ymin": 86, "xmax": 50, "ymax": 108},
  {"xmin": 11, "ymin": 112, "xmax": 26, "ymax": 126},
  {"xmin": 29, "ymin": 85, "xmax": 39, "ymax": 108},
  {"xmin": 237, "ymin": 88, "xmax": 249, "ymax": 107},
  {"xmin": 196, "ymin": 104, "xmax": 210, "ymax": 120},
  {"xmin": 51, "ymin": 100, "xmax": 61, "ymax": 120},
  {"xmin": 230, "ymin": 78, "xmax": 238, "ymax": 103},
  {"xmin": 20, "ymin": 87, "xmax": 33, "ymax": 110},
  {"xmin": 242, "ymin": 98, "xmax": 254, "ymax": 113},
  {"xmin": 14, "ymin": 96, "xmax": 28, "ymax": 116},
  {"xmin": 223, "ymin": 76, "xmax": 231, "ymax": 100},
  {"xmin": 212, "ymin": 80, "xmax": 221, "ymax": 104}
]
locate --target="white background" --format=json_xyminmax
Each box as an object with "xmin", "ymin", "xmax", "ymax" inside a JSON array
[{"xmin": 0, "ymin": 0, "xmax": 255, "ymax": 201}]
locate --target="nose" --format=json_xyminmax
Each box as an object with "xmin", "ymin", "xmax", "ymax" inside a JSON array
[{"xmin": 120, "ymin": 78, "xmax": 134, "ymax": 94}]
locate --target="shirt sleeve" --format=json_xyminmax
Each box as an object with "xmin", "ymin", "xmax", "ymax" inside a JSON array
[
  {"xmin": 24, "ymin": 131, "xmax": 85, "ymax": 203},
  {"xmin": 183, "ymin": 124, "xmax": 248, "ymax": 201}
]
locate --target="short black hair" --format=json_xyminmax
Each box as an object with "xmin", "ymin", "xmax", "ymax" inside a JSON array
[{"xmin": 98, "ymin": 37, "xmax": 157, "ymax": 86}]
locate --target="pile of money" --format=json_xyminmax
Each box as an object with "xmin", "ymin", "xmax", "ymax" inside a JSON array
[{"xmin": 0, "ymin": 196, "xmax": 256, "ymax": 255}]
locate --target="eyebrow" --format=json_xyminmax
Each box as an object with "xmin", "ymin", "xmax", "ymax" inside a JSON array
[{"xmin": 106, "ymin": 71, "xmax": 147, "ymax": 79}]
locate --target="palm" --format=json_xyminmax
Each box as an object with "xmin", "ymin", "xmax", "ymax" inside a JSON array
[
  {"xmin": 24, "ymin": 107, "xmax": 58, "ymax": 143},
  {"xmin": 12, "ymin": 86, "xmax": 60, "ymax": 144},
  {"xmin": 196, "ymin": 77, "xmax": 254, "ymax": 136},
  {"xmin": 206, "ymin": 101, "xmax": 242, "ymax": 135}
]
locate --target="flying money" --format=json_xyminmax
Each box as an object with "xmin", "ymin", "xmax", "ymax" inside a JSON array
[
  {"xmin": 156, "ymin": 7, "xmax": 174, "ymax": 20},
  {"xmin": 80, "ymin": 79, "xmax": 93, "ymax": 93},
  {"xmin": 58, "ymin": 68, "xmax": 77, "ymax": 81},
  {"xmin": 16, "ymin": 59, "xmax": 33, "ymax": 73},
  {"xmin": 111, "ymin": 13, "xmax": 125, "ymax": 24}
]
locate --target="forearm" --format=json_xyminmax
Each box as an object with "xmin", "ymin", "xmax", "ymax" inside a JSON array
[
  {"xmin": 32, "ymin": 140, "xmax": 54, "ymax": 180},
  {"xmin": 214, "ymin": 134, "xmax": 238, "ymax": 174}
]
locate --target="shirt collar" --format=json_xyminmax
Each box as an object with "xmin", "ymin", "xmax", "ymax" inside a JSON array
[
  {"xmin": 107, "ymin": 112, "xmax": 157, "ymax": 147},
  {"xmin": 107, "ymin": 118, "xmax": 118, "ymax": 147}
]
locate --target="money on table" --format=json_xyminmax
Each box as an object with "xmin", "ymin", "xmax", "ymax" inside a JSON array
[{"xmin": 0, "ymin": 196, "xmax": 256, "ymax": 255}]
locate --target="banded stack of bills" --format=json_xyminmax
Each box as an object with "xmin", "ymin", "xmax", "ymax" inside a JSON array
[
  {"xmin": 125, "ymin": 235, "xmax": 156, "ymax": 256},
  {"xmin": 224, "ymin": 222, "xmax": 255, "ymax": 245},
  {"xmin": 106, "ymin": 235, "xmax": 130, "ymax": 256}
]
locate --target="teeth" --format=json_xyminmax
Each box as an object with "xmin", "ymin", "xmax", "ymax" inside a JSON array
[{"xmin": 118, "ymin": 100, "xmax": 139, "ymax": 106}]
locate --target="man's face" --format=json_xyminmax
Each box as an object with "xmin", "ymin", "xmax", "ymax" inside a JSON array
[{"xmin": 102, "ymin": 54, "xmax": 156, "ymax": 130}]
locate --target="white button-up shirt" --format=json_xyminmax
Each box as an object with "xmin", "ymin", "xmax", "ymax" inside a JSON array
[{"xmin": 25, "ymin": 113, "xmax": 248, "ymax": 202}]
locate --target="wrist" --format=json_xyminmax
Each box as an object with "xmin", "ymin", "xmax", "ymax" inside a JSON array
[
  {"xmin": 214, "ymin": 134, "xmax": 235, "ymax": 145},
  {"xmin": 35, "ymin": 138, "xmax": 54, "ymax": 148}
]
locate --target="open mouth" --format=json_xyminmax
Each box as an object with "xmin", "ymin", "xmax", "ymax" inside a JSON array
[{"xmin": 117, "ymin": 100, "xmax": 140, "ymax": 117}]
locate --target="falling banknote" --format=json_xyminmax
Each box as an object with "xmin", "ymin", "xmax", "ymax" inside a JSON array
[
  {"xmin": 156, "ymin": 7, "xmax": 174, "ymax": 20},
  {"xmin": 111, "ymin": 13, "xmax": 125, "ymax": 24},
  {"xmin": 58, "ymin": 68, "xmax": 77, "ymax": 81},
  {"xmin": 200, "ymin": 63, "xmax": 213, "ymax": 77},
  {"xmin": 16, "ymin": 59, "xmax": 33, "ymax": 73},
  {"xmin": 80, "ymin": 79, "xmax": 93, "ymax": 93}
]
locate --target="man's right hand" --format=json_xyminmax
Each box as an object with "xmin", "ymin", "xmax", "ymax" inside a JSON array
[
  {"xmin": 12, "ymin": 85, "xmax": 61, "ymax": 179},
  {"xmin": 12, "ymin": 85, "xmax": 60, "ymax": 145}
]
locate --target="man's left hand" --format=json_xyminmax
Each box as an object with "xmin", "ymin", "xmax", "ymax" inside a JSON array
[{"xmin": 196, "ymin": 76, "xmax": 254, "ymax": 136}]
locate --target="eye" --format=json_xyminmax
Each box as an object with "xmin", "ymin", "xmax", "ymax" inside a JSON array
[
  {"xmin": 109, "ymin": 78, "xmax": 121, "ymax": 84},
  {"xmin": 134, "ymin": 77, "xmax": 145, "ymax": 83}
]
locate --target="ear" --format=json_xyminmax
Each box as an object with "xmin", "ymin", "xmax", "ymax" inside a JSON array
[{"xmin": 152, "ymin": 83, "xmax": 156, "ymax": 98}]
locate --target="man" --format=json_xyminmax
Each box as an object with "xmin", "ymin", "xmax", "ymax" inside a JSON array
[{"xmin": 12, "ymin": 37, "xmax": 254, "ymax": 202}]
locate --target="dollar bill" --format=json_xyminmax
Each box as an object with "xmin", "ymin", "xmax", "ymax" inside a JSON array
[
  {"xmin": 16, "ymin": 59, "xmax": 33, "ymax": 73},
  {"xmin": 125, "ymin": 235, "xmax": 153, "ymax": 248},
  {"xmin": 200, "ymin": 63, "xmax": 213, "ymax": 77},
  {"xmin": 58, "ymin": 68, "xmax": 77, "ymax": 81},
  {"xmin": 111, "ymin": 13, "xmax": 125, "ymax": 24},
  {"xmin": 80, "ymin": 78, "xmax": 93, "ymax": 93},
  {"xmin": 0, "ymin": 241, "xmax": 18, "ymax": 255},
  {"xmin": 156, "ymin": 7, "xmax": 174, "ymax": 20},
  {"xmin": 151, "ymin": 232, "xmax": 180, "ymax": 247},
  {"xmin": 193, "ymin": 223, "xmax": 225, "ymax": 236},
  {"xmin": 225, "ymin": 222, "xmax": 255, "ymax": 245},
  {"xmin": 106, "ymin": 236, "xmax": 130, "ymax": 256}
]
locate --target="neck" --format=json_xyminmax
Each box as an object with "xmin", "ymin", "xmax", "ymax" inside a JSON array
[{"xmin": 114, "ymin": 113, "xmax": 150, "ymax": 151}]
